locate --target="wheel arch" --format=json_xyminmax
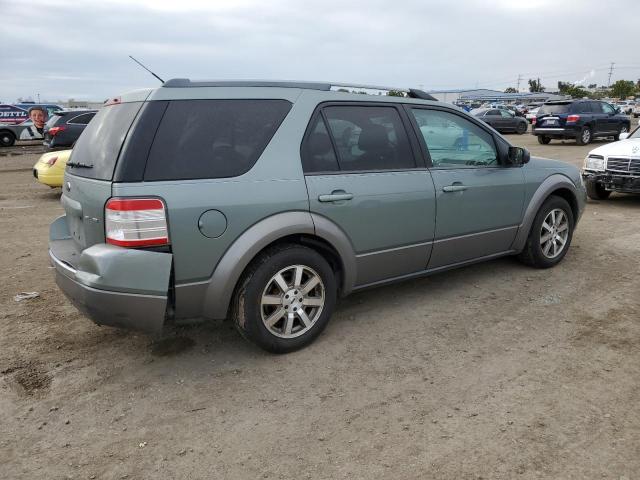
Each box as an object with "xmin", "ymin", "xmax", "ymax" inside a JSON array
[
  {"xmin": 511, "ymin": 174, "xmax": 582, "ymax": 252},
  {"xmin": 201, "ymin": 211, "xmax": 356, "ymax": 320}
]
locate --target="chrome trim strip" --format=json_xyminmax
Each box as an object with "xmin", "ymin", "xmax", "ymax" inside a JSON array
[
  {"xmin": 433, "ymin": 225, "xmax": 518, "ymax": 243},
  {"xmin": 356, "ymin": 241, "xmax": 433, "ymax": 258}
]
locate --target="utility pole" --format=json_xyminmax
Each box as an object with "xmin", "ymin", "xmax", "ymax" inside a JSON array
[
  {"xmin": 516, "ymin": 74, "xmax": 523, "ymax": 92},
  {"xmin": 607, "ymin": 62, "xmax": 615, "ymax": 87},
  {"xmin": 37, "ymin": 93, "xmax": 40, "ymax": 103}
]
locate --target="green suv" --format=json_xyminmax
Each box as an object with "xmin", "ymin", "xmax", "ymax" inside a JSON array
[{"xmin": 49, "ymin": 80, "xmax": 586, "ymax": 352}]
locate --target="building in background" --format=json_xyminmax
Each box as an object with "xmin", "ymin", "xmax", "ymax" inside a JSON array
[{"xmin": 426, "ymin": 88, "xmax": 567, "ymax": 104}]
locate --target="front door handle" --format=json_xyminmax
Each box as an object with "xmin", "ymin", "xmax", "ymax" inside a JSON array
[
  {"xmin": 318, "ymin": 191, "xmax": 354, "ymax": 202},
  {"xmin": 442, "ymin": 184, "xmax": 467, "ymax": 193}
]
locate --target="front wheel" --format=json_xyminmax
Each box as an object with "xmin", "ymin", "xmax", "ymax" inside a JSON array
[
  {"xmin": 537, "ymin": 135, "xmax": 551, "ymax": 145},
  {"xmin": 232, "ymin": 244, "xmax": 337, "ymax": 353},
  {"xmin": 518, "ymin": 196, "xmax": 575, "ymax": 269},
  {"xmin": 585, "ymin": 179, "xmax": 611, "ymax": 200},
  {"xmin": 0, "ymin": 130, "xmax": 16, "ymax": 147}
]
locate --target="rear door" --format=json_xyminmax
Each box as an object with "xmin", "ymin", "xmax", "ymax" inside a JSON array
[
  {"xmin": 303, "ymin": 103, "xmax": 436, "ymax": 286},
  {"xmin": 407, "ymin": 106, "xmax": 525, "ymax": 269}
]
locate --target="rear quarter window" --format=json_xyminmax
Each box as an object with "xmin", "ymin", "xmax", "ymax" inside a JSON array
[
  {"xmin": 144, "ymin": 99, "xmax": 292, "ymax": 181},
  {"xmin": 538, "ymin": 103, "xmax": 571, "ymax": 115}
]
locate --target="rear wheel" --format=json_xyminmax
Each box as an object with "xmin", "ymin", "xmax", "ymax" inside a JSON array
[
  {"xmin": 585, "ymin": 179, "xmax": 611, "ymax": 200},
  {"xmin": 518, "ymin": 196, "xmax": 574, "ymax": 268},
  {"xmin": 537, "ymin": 135, "xmax": 551, "ymax": 145},
  {"xmin": 576, "ymin": 126, "xmax": 592, "ymax": 145},
  {"xmin": 232, "ymin": 244, "xmax": 337, "ymax": 353},
  {"xmin": 0, "ymin": 130, "xmax": 16, "ymax": 147},
  {"xmin": 516, "ymin": 122, "xmax": 527, "ymax": 134}
]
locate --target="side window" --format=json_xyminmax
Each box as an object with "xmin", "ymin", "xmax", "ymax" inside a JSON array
[
  {"xmin": 601, "ymin": 102, "xmax": 615, "ymax": 114},
  {"xmin": 301, "ymin": 115, "xmax": 339, "ymax": 173},
  {"xmin": 576, "ymin": 103, "xmax": 591, "ymax": 114},
  {"xmin": 323, "ymin": 106, "xmax": 416, "ymax": 171},
  {"xmin": 411, "ymin": 108, "xmax": 498, "ymax": 168},
  {"xmin": 590, "ymin": 102, "xmax": 603, "ymax": 114},
  {"xmin": 144, "ymin": 99, "xmax": 291, "ymax": 181},
  {"xmin": 499, "ymin": 110, "xmax": 513, "ymax": 118},
  {"xmin": 68, "ymin": 113, "xmax": 95, "ymax": 125},
  {"xmin": 486, "ymin": 110, "xmax": 501, "ymax": 116}
]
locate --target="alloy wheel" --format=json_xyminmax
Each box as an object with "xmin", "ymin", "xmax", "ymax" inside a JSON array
[
  {"xmin": 540, "ymin": 208, "xmax": 569, "ymax": 259},
  {"xmin": 260, "ymin": 265, "xmax": 325, "ymax": 339}
]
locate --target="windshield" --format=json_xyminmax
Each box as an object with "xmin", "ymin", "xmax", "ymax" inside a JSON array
[
  {"xmin": 68, "ymin": 102, "xmax": 143, "ymax": 180},
  {"xmin": 538, "ymin": 103, "xmax": 571, "ymax": 115}
]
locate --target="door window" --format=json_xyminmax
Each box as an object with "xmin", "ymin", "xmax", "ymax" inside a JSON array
[
  {"xmin": 322, "ymin": 106, "xmax": 416, "ymax": 171},
  {"xmin": 486, "ymin": 110, "xmax": 501, "ymax": 116},
  {"xmin": 499, "ymin": 110, "xmax": 514, "ymax": 118},
  {"xmin": 410, "ymin": 108, "xmax": 498, "ymax": 168},
  {"xmin": 601, "ymin": 102, "xmax": 615, "ymax": 114}
]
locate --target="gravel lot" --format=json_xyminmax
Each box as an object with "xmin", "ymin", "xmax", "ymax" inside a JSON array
[{"xmin": 1, "ymin": 130, "xmax": 639, "ymax": 479}]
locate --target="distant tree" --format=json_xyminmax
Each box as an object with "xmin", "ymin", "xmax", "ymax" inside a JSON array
[
  {"xmin": 386, "ymin": 90, "xmax": 406, "ymax": 97},
  {"xmin": 611, "ymin": 80, "xmax": 636, "ymax": 99},
  {"xmin": 588, "ymin": 83, "xmax": 597, "ymax": 89},
  {"xmin": 558, "ymin": 81, "xmax": 588, "ymax": 98},
  {"xmin": 504, "ymin": 87, "xmax": 517, "ymax": 93},
  {"xmin": 528, "ymin": 78, "xmax": 545, "ymax": 92}
]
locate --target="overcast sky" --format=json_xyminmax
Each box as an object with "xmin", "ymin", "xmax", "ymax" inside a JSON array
[{"xmin": 1, "ymin": 0, "xmax": 638, "ymax": 102}]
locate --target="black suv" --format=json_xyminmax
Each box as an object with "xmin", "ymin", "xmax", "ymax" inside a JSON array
[
  {"xmin": 43, "ymin": 110, "xmax": 97, "ymax": 148},
  {"xmin": 532, "ymin": 100, "xmax": 630, "ymax": 145}
]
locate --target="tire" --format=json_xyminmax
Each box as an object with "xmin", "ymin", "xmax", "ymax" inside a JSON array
[
  {"xmin": 576, "ymin": 126, "xmax": 592, "ymax": 145},
  {"xmin": 613, "ymin": 125, "xmax": 629, "ymax": 141},
  {"xmin": 516, "ymin": 122, "xmax": 527, "ymax": 134},
  {"xmin": 517, "ymin": 196, "xmax": 574, "ymax": 269},
  {"xmin": 0, "ymin": 130, "xmax": 16, "ymax": 147},
  {"xmin": 537, "ymin": 135, "xmax": 551, "ymax": 145},
  {"xmin": 232, "ymin": 244, "xmax": 337, "ymax": 353},
  {"xmin": 585, "ymin": 179, "xmax": 611, "ymax": 200}
]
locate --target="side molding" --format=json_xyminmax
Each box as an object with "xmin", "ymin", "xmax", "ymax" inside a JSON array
[{"xmin": 511, "ymin": 174, "xmax": 579, "ymax": 252}]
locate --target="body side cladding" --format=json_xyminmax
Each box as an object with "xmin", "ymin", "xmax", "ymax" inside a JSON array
[{"xmin": 510, "ymin": 174, "xmax": 582, "ymax": 252}]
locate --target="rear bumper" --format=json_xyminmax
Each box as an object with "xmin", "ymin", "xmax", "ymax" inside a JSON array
[
  {"xmin": 582, "ymin": 171, "xmax": 640, "ymax": 193},
  {"xmin": 532, "ymin": 126, "xmax": 579, "ymax": 138},
  {"xmin": 49, "ymin": 215, "xmax": 172, "ymax": 333}
]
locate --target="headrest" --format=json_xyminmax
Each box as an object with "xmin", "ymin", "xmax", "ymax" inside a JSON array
[{"xmin": 358, "ymin": 124, "xmax": 389, "ymax": 152}]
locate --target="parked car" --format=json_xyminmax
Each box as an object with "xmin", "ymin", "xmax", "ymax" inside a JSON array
[
  {"xmin": 532, "ymin": 100, "xmax": 631, "ymax": 145},
  {"xmin": 473, "ymin": 108, "xmax": 528, "ymax": 134},
  {"xmin": 33, "ymin": 149, "xmax": 72, "ymax": 187},
  {"xmin": 49, "ymin": 79, "xmax": 586, "ymax": 353},
  {"xmin": 581, "ymin": 125, "xmax": 640, "ymax": 199},
  {"xmin": 525, "ymin": 107, "xmax": 540, "ymax": 123},
  {"xmin": 43, "ymin": 110, "xmax": 97, "ymax": 148},
  {"xmin": 0, "ymin": 103, "xmax": 63, "ymax": 147},
  {"xmin": 615, "ymin": 101, "xmax": 634, "ymax": 115},
  {"xmin": 633, "ymin": 104, "xmax": 640, "ymax": 118}
]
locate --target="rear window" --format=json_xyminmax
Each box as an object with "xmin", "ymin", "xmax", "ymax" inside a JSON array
[
  {"xmin": 144, "ymin": 99, "xmax": 292, "ymax": 181},
  {"xmin": 538, "ymin": 103, "xmax": 571, "ymax": 114},
  {"xmin": 68, "ymin": 102, "xmax": 143, "ymax": 180}
]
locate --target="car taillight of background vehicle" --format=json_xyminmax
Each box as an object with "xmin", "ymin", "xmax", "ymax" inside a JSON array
[
  {"xmin": 532, "ymin": 117, "xmax": 536, "ymax": 125},
  {"xmin": 567, "ymin": 115, "xmax": 580, "ymax": 123},
  {"xmin": 45, "ymin": 156, "xmax": 58, "ymax": 166},
  {"xmin": 105, "ymin": 198, "xmax": 169, "ymax": 247},
  {"xmin": 48, "ymin": 126, "xmax": 66, "ymax": 136}
]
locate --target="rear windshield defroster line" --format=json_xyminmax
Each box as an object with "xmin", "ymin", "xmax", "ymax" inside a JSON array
[{"xmin": 67, "ymin": 102, "xmax": 143, "ymax": 180}]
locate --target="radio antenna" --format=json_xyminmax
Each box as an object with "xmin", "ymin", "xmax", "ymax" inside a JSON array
[{"xmin": 129, "ymin": 55, "xmax": 165, "ymax": 84}]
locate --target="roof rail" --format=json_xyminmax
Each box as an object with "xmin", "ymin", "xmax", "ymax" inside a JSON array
[{"xmin": 162, "ymin": 78, "xmax": 438, "ymax": 101}]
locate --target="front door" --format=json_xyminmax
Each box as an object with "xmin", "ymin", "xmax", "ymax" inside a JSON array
[
  {"xmin": 302, "ymin": 104, "xmax": 436, "ymax": 287},
  {"xmin": 407, "ymin": 107, "xmax": 525, "ymax": 269}
]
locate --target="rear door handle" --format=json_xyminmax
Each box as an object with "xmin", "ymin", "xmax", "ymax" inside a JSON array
[
  {"xmin": 442, "ymin": 185, "xmax": 467, "ymax": 193},
  {"xmin": 318, "ymin": 192, "xmax": 354, "ymax": 202}
]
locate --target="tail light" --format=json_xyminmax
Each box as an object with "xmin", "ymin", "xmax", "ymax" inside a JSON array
[
  {"xmin": 532, "ymin": 117, "xmax": 536, "ymax": 125},
  {"xmin": 105, "ymin": 198, "xmax": 169, "ymax": 247},
  {"xmin": 567, "ymin": 115, "xmax": 580, "ymax": 123},
  {"xmin": 48, "ymin": 126, "xmax": 66, "ymax": 136},
  {"xmin": 44, "ymin": 156, "xmax": 58, "ymax": 166}
]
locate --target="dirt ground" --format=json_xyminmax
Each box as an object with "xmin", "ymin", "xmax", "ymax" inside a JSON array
[{"xmin": 1, "ymin": 129, "xmax": 639, "ymax": 480}]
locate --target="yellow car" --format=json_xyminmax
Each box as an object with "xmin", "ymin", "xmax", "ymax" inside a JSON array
[{"xmin": 33, "ymin": 149, "xmax": 71, "ymax": 187}]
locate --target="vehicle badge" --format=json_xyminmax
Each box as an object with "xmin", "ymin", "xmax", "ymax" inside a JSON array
[{"xmin": 632, "ymin": 145, "xmax": 639, "ymax": 155}]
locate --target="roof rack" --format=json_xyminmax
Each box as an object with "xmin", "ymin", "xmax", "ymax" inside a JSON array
[{"xmin": 162, "ymin": 78, "xmax": 437, "ymax": 101}]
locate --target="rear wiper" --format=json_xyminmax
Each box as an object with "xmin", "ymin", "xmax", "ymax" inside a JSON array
[{"xmin": 66, "ymin": 161, "xmax": 94, "ymax": 169}]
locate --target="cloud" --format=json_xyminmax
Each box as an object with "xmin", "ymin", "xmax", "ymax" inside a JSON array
[{"xmin": 0, "ymin": 0, "xmax": 637, "ymax": 102}]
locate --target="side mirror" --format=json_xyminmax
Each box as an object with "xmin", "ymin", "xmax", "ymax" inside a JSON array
[
  {"xmin": 619, "ymin": 132, "xmax": 629, "ymax": 140},
  {"xmin": 508, "ymin": 146, "xmax": 530, "ymax": 166}
]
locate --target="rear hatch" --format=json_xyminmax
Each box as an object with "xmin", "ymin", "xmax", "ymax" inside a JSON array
[
  {"xmin": 535, "ymin": 102, "xmax": 573, "ymax": 128},
  {"xmin": 62, "ymin": 100, "xmax": 145, "ymax": 252}
]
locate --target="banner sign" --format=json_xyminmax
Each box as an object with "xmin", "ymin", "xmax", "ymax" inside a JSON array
[{"xmin": 0, "ymin": 104, "xmax": 30, "ymax": 125}]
